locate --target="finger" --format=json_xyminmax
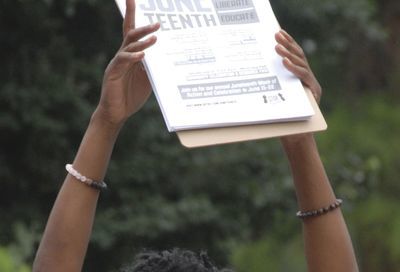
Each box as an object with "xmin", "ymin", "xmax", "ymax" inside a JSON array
[
  {"xmin": 107, "ymin": 51, "xmax": 145, "ymax": 78},
  {"xmin": 123, "ymin": 35, "xmax": 158, "ymax": 53},
  {"xmin": 275, "ymin": 31, "xmax": 304, "ymax": 58},
  {"xmin": 275, "ymin": 44, "xmax": 308, "ymax": 69},
  {"xmin": 279, "ymin": 29, "xmax": 295, "ymax": 43},
  {"xmin": 275, "ymin": 31, "xmax": 306, "ymax": 61},
  {"xmin": 123, "ymin": 0, "xmax": 136, "ymax": 37},
  {"xmin": 121, "ymin": 23, "xmax": 160, "ymax": 48},
  {"xmin": 282, "ymin": 58, "xmax": 312, "ymax": 83},
  {"xmin": 117, "ymin": 51, "xmax": 145, "ymax": 65},
  {"xmin": 283, "ymin": 57, "xmax": 321, "ymax": 101}
]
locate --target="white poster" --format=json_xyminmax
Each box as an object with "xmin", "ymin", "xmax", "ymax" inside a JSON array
[{"xmin": 115, "ymin": 0, "xmax": 314, "ymax": 131}]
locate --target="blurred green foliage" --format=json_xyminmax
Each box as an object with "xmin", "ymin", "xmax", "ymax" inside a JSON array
[
  {"xmin": 0, "ymin": 247, "xmax": 30, "ymax": 272},
  {"xmin": 0, "ymin": 224, "xmax": 33, "ymax": 272},
  {"xmin": 1, "ymin": 0, "xmax": 399, "ymax": 271}
]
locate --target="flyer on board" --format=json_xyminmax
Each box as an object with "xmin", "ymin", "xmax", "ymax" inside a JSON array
[{"xmin": 115, "ymin": 0, "xmax": 315, "ymax": 132}]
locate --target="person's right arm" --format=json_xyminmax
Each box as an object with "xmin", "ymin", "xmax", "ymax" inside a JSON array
[
  {"xmin": 32, "ymin": 1, "xmax": 159, "ymax": 270},
  {"xmin": 275, "ymin": 30, "xmax": 359, "ymax": 272}
]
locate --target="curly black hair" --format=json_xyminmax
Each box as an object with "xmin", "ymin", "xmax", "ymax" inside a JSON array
[{"xmin": 120, "ymin": 248, "xmax": 232, "ymax": 272}]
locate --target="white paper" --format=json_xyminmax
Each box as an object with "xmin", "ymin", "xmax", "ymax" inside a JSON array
[{"xmin": 115, "ymin": 0, "xmax": 315, "ymax": 131}]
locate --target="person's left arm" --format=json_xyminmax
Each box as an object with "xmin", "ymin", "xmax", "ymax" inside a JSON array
[
  {"xmin": 274, "ymin": 29, "xmax": 358, "ymax": 271},
  {"xmin": 32, "ymin": 1, "xmax": 160, "ymax": 271}
]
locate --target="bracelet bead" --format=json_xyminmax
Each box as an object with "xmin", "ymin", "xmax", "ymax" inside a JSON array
[
  {"xmin": 296, "ymin": 199, "xmax": 343, "ymax": 219},
  {"xmin": 65, "ymin": 164, "xmax": 107, "ymax": 191}
]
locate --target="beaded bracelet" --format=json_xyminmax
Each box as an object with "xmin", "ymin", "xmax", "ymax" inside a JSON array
[
  {"xmin": 296, "ymin": 199, "xmax": 343, "ymax": 219},
  {"xmin": 65, "ymin": 164, "xmax": 108, "ymax": 191}
]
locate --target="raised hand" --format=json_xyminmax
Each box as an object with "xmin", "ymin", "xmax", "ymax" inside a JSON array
[
  {"xmin": 275, "ymin": 29, "xmax": 322, "ymax": 104},
  {"xmin": 95, "ymin": 0, "xmax": 160, "ymax": 126}
]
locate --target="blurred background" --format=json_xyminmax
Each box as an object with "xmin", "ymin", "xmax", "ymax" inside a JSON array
[{"xmin": 1, "ymin": 0, "xmax": 400, "ymax": 271}]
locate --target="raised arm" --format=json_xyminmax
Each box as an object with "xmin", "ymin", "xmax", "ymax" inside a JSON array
[
  {"xmin": 275, "ymin": 30, "xmax": 359, "ymax": 272},
  {"xmin": 32, "ymin": 1, "xmax": 160, "ymax": 271}
]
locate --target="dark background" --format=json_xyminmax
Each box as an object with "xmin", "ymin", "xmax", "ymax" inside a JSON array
[{"xmin": 1, "ymin": 0, "xmax": 400, "ymax": 271}]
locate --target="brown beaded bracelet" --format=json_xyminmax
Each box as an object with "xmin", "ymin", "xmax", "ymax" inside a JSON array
[{"xmin": 296, "ymin": 199, "xmax": 343, "ymax": 219}]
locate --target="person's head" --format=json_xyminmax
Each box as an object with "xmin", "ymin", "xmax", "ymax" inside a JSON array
[{"xmin": 121, "ymin": 248, "xmax": 232, "ymax": 272}]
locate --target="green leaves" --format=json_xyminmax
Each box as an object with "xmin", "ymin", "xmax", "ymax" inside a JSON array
[{"xmin": 0, "ymin": 248, "xmax": 30, "ymax": 272}]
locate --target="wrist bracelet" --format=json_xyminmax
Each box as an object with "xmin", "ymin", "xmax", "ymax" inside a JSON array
[
  {"xmin": 296, "ymin": 199, "xmax": 343, "ymax": 219},
  {"xmin": 65, "ymin": 164, "xmax": 108, "ymax": 191}
]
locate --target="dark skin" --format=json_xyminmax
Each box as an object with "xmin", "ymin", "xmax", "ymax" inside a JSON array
[
  {"xmin": 275, "ymin": 30, "xmax": 358, "ymax": 271},
  {"xmin": 32, "ymin": 1, "xmax": 358, "ymax": 271}
]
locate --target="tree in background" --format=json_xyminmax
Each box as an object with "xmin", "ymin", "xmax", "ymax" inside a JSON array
[{"xmin": 377, "ymin": 0, "xmax": 400, "ymax": 91}]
